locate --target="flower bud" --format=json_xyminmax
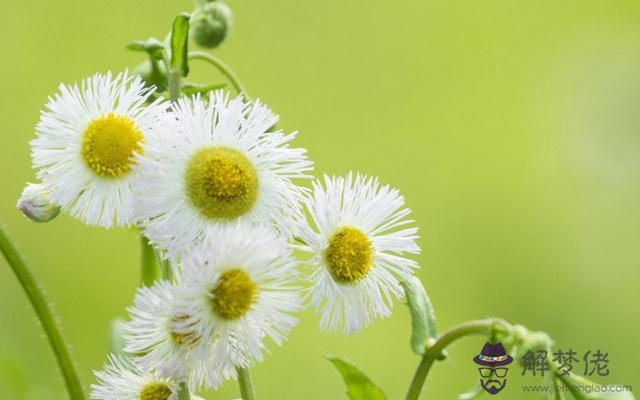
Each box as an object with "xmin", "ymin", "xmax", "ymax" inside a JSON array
[
  {"xmin": 17, "ymin": 183, "xmax": 60, "ymax": 223},
  {"xmin": 134, "ymin": 59, "xmax": 168, "ymax": 92},
  {"xmin": 191, "ymin": 2, "xmax": 232, "ymax": 49}
]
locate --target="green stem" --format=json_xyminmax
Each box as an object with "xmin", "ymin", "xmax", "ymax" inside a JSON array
[
  {"xmin": 237, "ymin": 366, "xmax": 256, "ymax": 400},
  {"xmin": 177, "ymin": 381, "xmax": 191, "ymax": 400},
  {"xmin": 404, "ymin": 318, "xmax": 512, "ymax": 400},
  {"xmin": 188, "ymin": 51, "xmax": 249, "ymax": 98},
  {"xmin": 168, "ymin": 69, "xmax": 183, "ymax": 101},
  {"xmin": 140, "ymin": 235, "xmax": 156, "ymax": 286},
  {"xmin": 0, "ymin": 226, "xmax": 86, "ymax": 400},
  {"xmin": 159, "ymin": 256, "xmax": 173, "ymax": 281}
]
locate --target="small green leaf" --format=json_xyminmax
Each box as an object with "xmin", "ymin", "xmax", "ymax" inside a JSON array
[
  {"xmin": 181, "ymin": 82, "xmax": 227, "ymax": 95},
  {"xmin": 126, "ymin": 37, "xmax": 165, "ymax": 59},
  {"xmin": 401, "ymin": 276, "xmax": 437, "ymax": 355},
  {"xmin": 108, "ymin": 318, "xmax": 127, "ymax": 357},
  {"xmin": 170, "ymin": 13, "xmax": 191, "ymax": 77},
  {"xmin": 326, "ymin": 355, "xmax": 386, "ymax": 400},
  {"xmin": 126, "ymin": 41, "xmax": 147, "ymax": 51}
]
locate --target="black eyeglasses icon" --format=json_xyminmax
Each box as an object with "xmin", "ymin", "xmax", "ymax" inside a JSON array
[{"xmin": 479, "ymin": 367, "xmax": 508, "ymax": 378}]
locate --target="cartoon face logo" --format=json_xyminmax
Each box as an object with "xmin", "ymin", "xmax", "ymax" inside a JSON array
[{"xmin": 472, "ymin": 342, "xmax": 513, "ymax": 395}]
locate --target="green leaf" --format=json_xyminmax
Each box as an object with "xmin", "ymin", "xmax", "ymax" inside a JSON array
[
  {"xmin": 326, "ymin": 355, "xmax": 386, "ymax": 400},
  {"xmin": 181, "ymin": 82, "xmax": 227, "ymax": 95},
  {"xmin": 170, "ymin": 13, "xmax": 191, "ymax": 77},
  {"xmin": 108, "ymin": 318, "xmax": 127, "ymax": 357},
  {"xmin": 401, "ymin": 276, "xmax": 437, "ymax": 355},
  {"xmin": 126, "ymin": 37, "xmax": 165, "ymax": 59}
]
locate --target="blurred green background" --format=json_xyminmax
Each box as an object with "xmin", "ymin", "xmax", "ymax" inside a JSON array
[{"xmin": 1, "ymin": 0, "xmax": 639, "ymax": 398}]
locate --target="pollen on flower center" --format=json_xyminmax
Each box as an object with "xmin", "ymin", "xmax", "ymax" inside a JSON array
[
  {"xmin": 185, "ymin": 146, "xmax": 259, "ymax": 220},
  {"xmin": 169, "ymin": 315, "xmax": 200, "ymax": 347},
  {"xmin": 325, "ymin": 227, "xmax": 374, "ymax": 284},
  {"xmin": 82, "ymin": 113, "xmax": 143, "ymax": 178},
  {"xmin": 139, "ymin": 382, "xmax": 172, "ymax": 400},
  {"xmin": 209, "ymin": 268, "xmax": 258, "ymax": 320}
]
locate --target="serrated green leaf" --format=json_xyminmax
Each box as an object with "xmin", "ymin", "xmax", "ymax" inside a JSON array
[
  {"xmin": 170, "ymin": 13, "xmax": 191, "ymax": 77},
  {"xmin": 401, "ymin": 276, "xmax": 437, "ymax": 355},
  {"xmin": 181, "ymin": 82, "xmax": 227, "ymax": 95},
  {"xmin": 326, "ymin": 355, "xmax": 386, "ymax": 400}
]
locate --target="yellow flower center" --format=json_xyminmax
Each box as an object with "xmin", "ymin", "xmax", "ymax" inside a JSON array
[
  {"xmin": 185, "ymin": 147, "xmax": 259, "ymax": 220},
  {"xmin": 169, "ymin": 315, "xmax": 200, "ymax": 348},
  {"xmin": 139, "ymin": 382, "xmax": 172, "ymax": 400},
  {"xmin": 210, "ymin": 269, "xmax": 258, "ymax": 320},
  {"xmin": 325, "ymin": 227, "xmax": 374, "ymax": 284},
  {"xmin": 82, "ymin": 113, "xmax": 143, "ymax": 178}
]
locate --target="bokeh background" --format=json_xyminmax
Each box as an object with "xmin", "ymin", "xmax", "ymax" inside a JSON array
[{"xmin": 1, "ymin": 0, "xmax": 639, "ymax": 398}]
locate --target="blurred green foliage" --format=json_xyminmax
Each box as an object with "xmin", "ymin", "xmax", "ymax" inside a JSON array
[{"xmin": 1, "ymin": 0, "xmax": 639, "ymax": 398}]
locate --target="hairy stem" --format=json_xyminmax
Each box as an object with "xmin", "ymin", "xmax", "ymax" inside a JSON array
[
  {"xmin": 140, "ymin": 235, "xmax": 157, "ymax": 286},
  {"xmin": 189, "ymin": 51, "xmax": 249, "ymax": 98},
  {"xmin": 237, "ymin": 366, "xmax": 256, "ymax": 400},
  {"xmin": 0, "ymin": 226, "xmax": 86, "ymax": 400},
  {"xmin": 405, "ymin": 318, "xmax": 512, "ymax": 400}
]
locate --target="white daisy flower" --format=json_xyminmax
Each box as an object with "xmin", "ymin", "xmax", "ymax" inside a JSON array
[
  {"xmin": 91, "ymin": 355, "xmax": 201, "ymax": 400},
  {"xmin": 134, "ymin": 92, "xmax": 312, "ymax": 259},
  {"xmin": 174, "ymin": 223, "xmax": 301, "ymax": 386},
  {"xmin": 31, "ymin": 71, "xmax": 168, "ymax": 227},
  {"xmin": 297, "ymin": 173, "xmax": 420, "ymax": 334},
  {"xmin": 124, "ymin": 279, "xmax": 228, "ymax": 388}
]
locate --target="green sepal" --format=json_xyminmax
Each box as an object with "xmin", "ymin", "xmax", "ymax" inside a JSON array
[
  {"xmin": 326, "ymin": 355, "xmax": 387, "ymax": 400},
  {"xmin": 126, "ymin": 37, "xmax": 165, "ymax": 59},
  {"xmin": 170, "ymin": 13, "xmax": 191, "ymax": 77},
  {"xmin": 181, "ymin": 82, "xmax": 227, "ymax": 95},
  {"xmin": 401, "ymin": 276, "xmax": 437, "ymax": 355}
]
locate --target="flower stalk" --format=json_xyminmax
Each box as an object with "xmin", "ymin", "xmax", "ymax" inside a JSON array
[
  {"xmin": 140, "ymin": 235, "xmax": 157, "ymax": 286},
  {"xmin": 0, "ymin": 225, "xmax": 86, "ymax": 400},
  {"xmin": 177, "ymin": 381, "xmax": 191, "ymax": 400},
  {"xmin": 405, "ymin": 318, "xmax": 513, "ymax": 400},
  {"xmin": 237, "ymin": 366, "xmax": 256, "ymax": 400},
  {"xmin": 189, "ymin": 51, "xmax": 248, "ymax": 97}
]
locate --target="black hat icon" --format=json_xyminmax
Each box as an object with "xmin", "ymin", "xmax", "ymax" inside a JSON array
[{"xmin": 473, "ymin": 342, "xmax": 513, "ymax": 367}]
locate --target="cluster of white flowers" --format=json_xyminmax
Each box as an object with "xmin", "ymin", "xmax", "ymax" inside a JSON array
[{"xmin": 26, "ymin": 71, "xmax": 420, "ymax": 398}]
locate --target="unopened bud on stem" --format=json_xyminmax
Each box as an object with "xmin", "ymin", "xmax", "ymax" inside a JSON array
[
  {"xmin": 191, "ymin": 2, "xmax": 232, "ymax": 49},
  {"xmin": 134, "ymin": 59, "xmax": 168, "ymax": 92},
  {"xmin": 17, "ymin": 183, "xmax": 60, "ymax": 223}
]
